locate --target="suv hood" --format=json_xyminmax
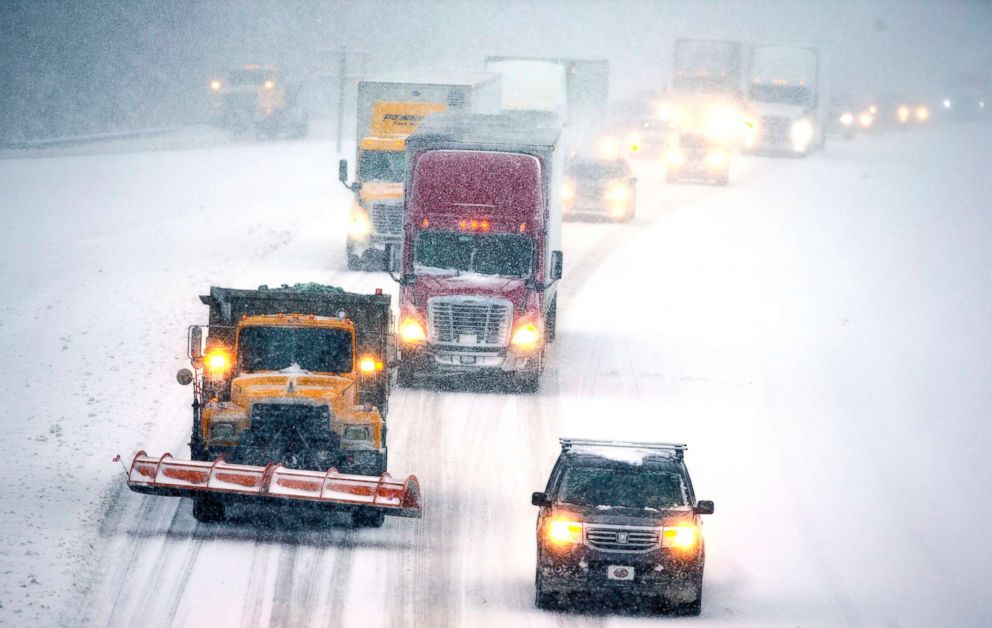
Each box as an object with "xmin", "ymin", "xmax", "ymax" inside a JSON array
[{"xmin": 552, "ymin": 503, "xmax": 695, "ymax": 528}]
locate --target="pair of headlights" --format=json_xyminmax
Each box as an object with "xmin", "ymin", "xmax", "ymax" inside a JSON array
[
  {"xmin": 398, "ymin": 317, "xmax": 540, "ymax": 348},
  {"xmin": 546, "ymin": 517, "xmax": 699, "ymax": 550}
]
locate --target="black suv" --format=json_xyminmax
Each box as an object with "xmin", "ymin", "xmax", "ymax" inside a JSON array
[{"xmin": 531, "ymin": 439, "xmax": 714, "ymax": 615}]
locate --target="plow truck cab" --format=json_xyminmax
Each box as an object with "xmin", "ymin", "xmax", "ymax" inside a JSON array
[
  {"xmin": 119, "ymin": 284, "xmax": 422, "ymax": 527},
  {"xmin": 208, "ymin": 65, "xmax": 309, "ymax": 139},
  {"xmin": 392, "ymin": 112, "xmax": 563, "ymax": 393},
  {"xmin": 339, "ymin": 74, "xmax": 501, "ymax": 271}
]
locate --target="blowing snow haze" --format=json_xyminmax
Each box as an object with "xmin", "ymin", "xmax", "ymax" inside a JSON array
[
  {"xmin": 1, "ymin": 1, "xmax": 992, "ymax": 628},
  {"xmin": 2, "ymin": 0, "xmax": 990, "ymax": 141}
]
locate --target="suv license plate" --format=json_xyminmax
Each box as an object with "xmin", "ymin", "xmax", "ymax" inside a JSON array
[{"xmin": 607, "ymin": 565, "xmax": 635, "ymax": 581}]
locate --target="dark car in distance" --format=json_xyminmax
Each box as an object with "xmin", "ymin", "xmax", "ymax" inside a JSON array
[{"xmin": 531, "ymin": 439, "xmax": 714, "ymax": 615}]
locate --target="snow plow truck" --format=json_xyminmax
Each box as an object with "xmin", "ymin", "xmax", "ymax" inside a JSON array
[{"xmin": 118, "ymin": 283, "xmax": 421, "ymax": 527}]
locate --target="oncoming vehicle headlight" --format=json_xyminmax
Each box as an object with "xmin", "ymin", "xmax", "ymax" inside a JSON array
[
  {"xmin": 839, "ymin": 112, "xmax": 854, "ymax": 126},
  {"xmin": 399, "ymin": 317, "xmax": 427, "ymax": 344},
  {"xmin": 209, "ymin": 79, "xmax": 222, "ymax": 92},
  {"xmin": 706, "ymin": 106, "xmax": 738, "ymax": 140},
  {"xmin": 858, "ymin": 111, "xmax": 874, "ymax": 128},
  {"xmin": 263, "ymin": 79, "xmax": 275, "ymax": 91},
  {"xmin": 897, "ymin": 106, "xmax": 910, "ymax": 123},
  {"xmin": 560, "ymin": 179, "xmax": 576, "ymax": 201},
  {"xmin": 705, "ymin": 151, "xmax": 727, "ymax": 169},
  {"xmin": 790, "ymin": 118, "xmax": 814, "ymax": 146},
  {"xmin": 915, "ymin": 105, "xmax": 929, "ymax": 122},
  {"xmin": 210, "ymin": 421, "xmax": 236, "ymax": 440},
  {"xmin": 662, "ymin": 524, "xmax": 698, "ymax": 550},
  {"xmin": 604, "ymin": 183, "xmax": 630, "ymax": 204},
  {"xmin": 348, "ymin": 206, "xmax": 371, "ymax": 238},
  {"xmin": 546, "ymin": 518, "xmax": 583, "ymax": 545},
  {"xmin": 511, "ymin": 322, "xmax": 540, "ymax": 348}
]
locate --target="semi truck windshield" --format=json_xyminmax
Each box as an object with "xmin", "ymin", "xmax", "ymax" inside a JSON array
[
  {"xmin": 414, "ymin": 232, "xmax": 533, "ymax": 277},
  {"xmin": 359, "ymin": 150, "xmax": 405, "ymax": 183},
  {"xmin": 237, "ymin": 327, "xmax": 353, "ymax": 373},
  {"xmin": 750, "ymin": 84, "xmax": 811, "ymax": 106}
]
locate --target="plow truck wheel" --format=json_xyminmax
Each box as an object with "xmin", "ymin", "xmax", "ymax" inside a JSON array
[
  {"xmin": 192, "ymin": 495, "xmax": 226, "ymax": 523},
  {"xmin": 352, "ymin": 508, "xmax": 385, "ymax": 528}
]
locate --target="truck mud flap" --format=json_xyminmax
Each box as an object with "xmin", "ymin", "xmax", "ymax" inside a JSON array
[{"xmin": 118, "ymin": 451, "xmax": 422, "ymax": 518}]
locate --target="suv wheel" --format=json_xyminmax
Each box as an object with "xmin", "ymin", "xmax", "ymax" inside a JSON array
[{"xmin": 667, "ymin": 595, "xmax": 702, "ymax": 616}]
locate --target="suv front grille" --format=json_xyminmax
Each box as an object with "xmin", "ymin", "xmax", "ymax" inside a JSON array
[
  {"xmin": 585, "ymin": 524, "xmax": 660, "ymax": 552},
  {"xmin": 427, "ymin": 296, "xmax": 513, "ymax": 347},
  {"xmin": 369, "ymin": 202, "xmax": 403, "ymax": 235}
]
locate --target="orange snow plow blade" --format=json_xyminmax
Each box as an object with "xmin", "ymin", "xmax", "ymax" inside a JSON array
[{"xmin": 120, "ymin": 451, "xmax": 422, "ymax": 518}]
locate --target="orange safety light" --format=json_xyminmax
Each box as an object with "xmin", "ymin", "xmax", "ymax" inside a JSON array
[
  {"xmin": 421, "ymin": 218, "xmax": 429, "ymax": 228},
  {"xmin": 519, "ymin": 222, "xmax": 527, "ymax": 233}
]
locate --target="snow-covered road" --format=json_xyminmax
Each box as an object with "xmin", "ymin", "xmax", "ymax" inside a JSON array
[{"xmin": 1, "ymin": 124, "xmax": 990, "ymax": 627}]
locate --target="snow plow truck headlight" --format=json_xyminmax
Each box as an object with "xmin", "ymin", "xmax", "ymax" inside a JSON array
[
  {"xmin": 511, "ymin": 322, "xmax": 540, "ymax": 348},
  {"xmin": 359, "ymin": 355, "xmax": 384, "ymax": 373},
  {"xmin": 399, "ymin": 318, "xmax": 427, "ymax": 344},
  {"xmin": 547, "ymin": 518, "xmax": 583, "ymax": 545},
  {"xmin": 662, "ymin": 525, "xmax": 698, "ymax": 550},
  {"xmin": 204, "ymin": 349, "xmax": 231, "ymax": 376}
]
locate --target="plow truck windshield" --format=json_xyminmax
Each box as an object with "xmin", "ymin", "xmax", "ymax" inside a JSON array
[
  {"xmin": 414, "ymin": 231, "xmax": 533, "ymax": 277},
  {"xmin": 237, "ymin": 326, "xmax": 353, "ymax": 373}
]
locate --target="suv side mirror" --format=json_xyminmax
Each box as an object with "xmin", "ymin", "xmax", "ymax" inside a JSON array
[
  {"xmin": 550, "ymin": 250, "xmax": 563, "ymax": 281},
  {"xmin": 695, "ymin": 500, "xmax": 715, "ymax": 515},
  {"xmin": 531, "ymin": 491, "xmax": 549, "ymax": 507}
]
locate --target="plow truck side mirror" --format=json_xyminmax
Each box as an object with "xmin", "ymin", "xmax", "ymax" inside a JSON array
[
  {"xmin": 531, "ymin": 491, "xmax": 549, "ymax": 507},
  {"xmin": 189, "ymin": 326, "xmax": 203, "ymax": 359},
  {"xmin": 176, "ymin": 368, "xmax": 194, "ymax": 386},
  {"xmin": 550, "ymin": 251, "xmax": 563, "ymax": 281},
  {"xmin": 695, "ymin": 500, "xmax": 715, "ymax": 515}
]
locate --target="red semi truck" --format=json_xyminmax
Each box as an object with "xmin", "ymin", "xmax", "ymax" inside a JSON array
[{"xmin": 388, "ymin": 112, "xmax": 563, "ymax": 393}]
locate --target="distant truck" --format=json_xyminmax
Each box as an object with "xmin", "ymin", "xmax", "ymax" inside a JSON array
[
  {"xmin": 208, "ymin": 65, "xmax": 309, "ymax": 139},
  {"xmin": 744, "ymin": 44, "xmax": 828, "ymax": 156},
  {"xmin": 661, "ymin": 39, "xmax": 746, "ymax": 184},
  {"xmin": 390, "ymin": 112, "xmax": 564, "ymax": 393},
  {"xmin": 484, "ymin": 56, "xmax": 609, "ymax": 152},
  {"xmin": 118, "ymin": 283, "xmax": 422, "ymax": 528},
  {"xmin": 338, "ymin": 74, "xmax": 501, "ymax": 270}
]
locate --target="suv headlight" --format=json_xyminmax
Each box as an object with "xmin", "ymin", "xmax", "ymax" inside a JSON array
[
  {"xmin": 661, "ymin": 524, "xmax": 698, "ymax": 550},
  {"xmin": 546, "ymin": 518, "xmax": 583, "ymax": 545}
]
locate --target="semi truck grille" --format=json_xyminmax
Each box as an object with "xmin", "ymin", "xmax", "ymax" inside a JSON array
[
  {"xmin": 427, "ymin": 297, "xmax": 513, "ymax": 347},
  {"xmin": 369, "ymin": 202, "xmax": 403, "ymax": 235},
  {"xmin": 760, "ymin": 116, "xmax": 791, "ymax": 140},
  {"xmin": 585, "ymin": 525, "xmax": 660, "ymax": 552}
]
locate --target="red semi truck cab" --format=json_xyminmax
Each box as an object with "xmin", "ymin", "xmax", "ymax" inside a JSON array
[{"xmin": 392, "ymin": 113, "xmax": 563, "ymax": 392}]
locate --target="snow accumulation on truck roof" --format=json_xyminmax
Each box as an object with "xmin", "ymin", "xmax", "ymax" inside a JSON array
[{"xmin": 407, "ymin": 112, "xmax": 562, "ymax": 152}]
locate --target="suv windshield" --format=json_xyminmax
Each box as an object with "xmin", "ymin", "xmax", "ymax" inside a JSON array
[
  {"xmin": 558, "ymin": 466, "xmax": 687, "ymax": 510},
  {"xmin": 237, "ymin": 326, "xmax": 353, "ymax": 373},
  {"xmin": 569, "ymin": 159, "xmax": 628, "ymax": 180},
  {"xmin": 414, "ymin": 232, "xmax": 533, "ymax": 277},
  {"xmin": 359, "ymin": 150, "xmax": 405, "ymax": 183}
]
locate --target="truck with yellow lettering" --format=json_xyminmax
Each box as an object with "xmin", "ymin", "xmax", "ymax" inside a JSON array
[{"xmin": 338, "ymin": 74, "xmax": 501, "ymax": 271}]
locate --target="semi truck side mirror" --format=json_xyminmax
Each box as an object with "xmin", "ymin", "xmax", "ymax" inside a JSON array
[
  {"xmin": 176, "ymin": 368, "xmax": 194, "ymax": 386},
  {"xmin": 531, "ymin": 491, "xmax": 549, "ymax": 507},
  {"xmin": 384, "ymin": 243, "xmax": 402, "ymax": 280},
  {"xmin": 695, "ymin": 500, "xmax": 715, "ymax": 515},
  {"xmin": 550, "ymin": 251, "xmax": 563, "ymax": 281},
  {"xmin": 338, "ymin": 159, "xmax": 349, "ymax": 187},
  {"xmin": 189, "ymin": 326, "xmax": 203, "ymax": 359}
]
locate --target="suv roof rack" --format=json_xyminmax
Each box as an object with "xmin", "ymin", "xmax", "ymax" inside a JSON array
[{"xmin": 559, "ymin": 438, "xmax": 687, "ymax": 461}]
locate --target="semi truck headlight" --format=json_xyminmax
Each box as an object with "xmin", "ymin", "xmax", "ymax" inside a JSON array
[
  {"xmin": 604, "ymin": 183, "xmax": 630, "ymax": 204},
  {"xmin": 263, "ymin": 79, "xmax": 275, "ymax": 90},
  {"xmin": 839, "ymin": 112, "xmax": 854, "ymax": 126},
  {"xmin": 706, "ymin": 105, "xmax": 738, "ymax": 140},
  {"xmin": 560, "ymin": 179, "xmax": 576, "ymax": 201},
  {"xmin": 790, "ymin": 118, "xmax": 814, "ymax": 144},
  {"xmin": 511, "ymin": 322, "xmax": 540, "ymax": 348},
  {"xmin": 662, "ymin": 525, "xmax": 698, "ymax": 550},
  {"xmin": 399, "ymin": 318, "xmax": 427, "ymax": 343},
  {"xmin": 348, "ymin": 208, "xmax": 371, "ymax": 238},
  {"xmin": 547, "ymin": 518, "xmax": 583, "ymax": 545},
  {"xmin": 209, "ymin": 79, "xmax": 222, "ymax": 92}
]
